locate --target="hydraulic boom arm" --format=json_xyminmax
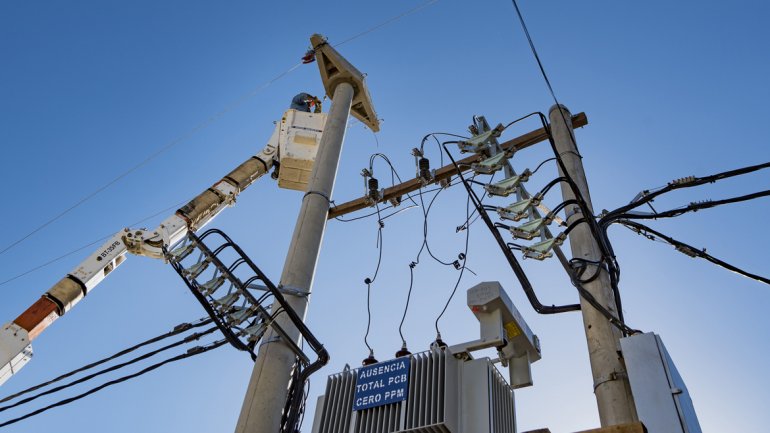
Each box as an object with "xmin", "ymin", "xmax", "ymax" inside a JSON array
[{"xmin": 0, "ymin": 141, "xmax": 279, "ymax": 386}]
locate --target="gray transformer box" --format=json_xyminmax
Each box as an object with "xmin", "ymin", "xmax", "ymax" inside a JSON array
[
  {"xmin": 620, "ymin": 333, "xmax": 702, "ymax": 433},
  {"xmin": 311, "ymin": 349, "xmax": 517, "ymax": 433}
]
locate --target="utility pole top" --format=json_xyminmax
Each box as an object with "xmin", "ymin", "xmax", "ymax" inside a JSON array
[{"xmin": 311, "ymin": 33, "xmax": 379, "ymax": 132}]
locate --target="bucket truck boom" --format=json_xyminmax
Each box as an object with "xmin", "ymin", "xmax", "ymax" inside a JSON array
[{"xmin": 0, "ymin": 108, "xmax": 327, "ymax": 386}]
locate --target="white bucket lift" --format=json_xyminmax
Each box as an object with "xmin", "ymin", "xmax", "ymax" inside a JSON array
[{"xmin": 270, "ymin": 109, "xmax": 327, "ymax": 191}]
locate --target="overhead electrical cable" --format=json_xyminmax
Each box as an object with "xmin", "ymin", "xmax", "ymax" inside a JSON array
[
  {"xmin": 0, "ymin": 317, "xmax": 213, "ymax": 405},
  {"xmin": 509, "ymin": 0, "xmax": 631, "ymax": 329},
  {"xmin": 0, "ymin": 326, "xmax": 219, "ymax": 413},
  {"xmin": 398, "ymin": 262, "xmax": 416, "ymax": 347},
  {"xmin": 607, "ymin": 189, "xmax": 770, "ymax": 221},
  {"xmin": 0, "ymin": 64, "xmax": 304, "ymax": 259},
  {"xmin": 332, "ymin": 0, "xmax": 439, "ymax": 48},
  {"xmin": 616, "ymin": 220, "xmax": 770, "ymax": 286},
  {"xmin": 0, "ymin": 339, "xmax": 228, "ymax": 428},
  {"xmin": 603, "ymin": 161, "xmax": 770, "ymax": 220}
]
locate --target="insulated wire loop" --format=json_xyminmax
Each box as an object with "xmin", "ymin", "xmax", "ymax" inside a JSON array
[{"xmin": 369, "ymin": 153, "xmax": 420, "ymax": 206}]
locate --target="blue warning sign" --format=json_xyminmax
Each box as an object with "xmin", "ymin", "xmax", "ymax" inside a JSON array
[{"xmin": 352, "ymin": 357, "xmax": 410, "ymax": 411}]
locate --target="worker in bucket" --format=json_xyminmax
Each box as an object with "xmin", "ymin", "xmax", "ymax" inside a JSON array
[{"xmin": 290, "ymin": 92, "xmax": 322, "ymax": 113}]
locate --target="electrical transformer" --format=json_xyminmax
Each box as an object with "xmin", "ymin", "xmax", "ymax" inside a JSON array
[
  {"xmin": 312, "ymin": 281, "xmax": 539, "ymax": 433},
  {"xmin": 311, "ymin": 348, "xmax": 516, "ymax": 433}
]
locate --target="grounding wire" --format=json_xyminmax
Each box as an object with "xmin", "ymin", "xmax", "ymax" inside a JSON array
[{"xmin": 334, "ymin": 204, "xmax": 418, "ymax": 223}]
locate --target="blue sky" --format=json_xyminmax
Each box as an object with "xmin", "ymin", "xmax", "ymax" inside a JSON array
[{"xmin": 1, "ymin": 1, "xmax": 769, "ymax": 432}]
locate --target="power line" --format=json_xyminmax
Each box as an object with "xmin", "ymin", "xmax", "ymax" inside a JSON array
[
  {"xmin": 509, "ymin": 0, "xmax": 631, "ymax": 328},
  {"xmin": 603, "ymin": 161, "xmax": 770, "ymax": 221},
  {"xmin": 617, "ymin": 220, "xmax": 770, "ymax": 286},
  {"xmin": 397, "ymin": 262, "xmax": 417, "ymax": 347},
  {"xmin": 610, "ymin": 190, "xmax": 770, "ymax": 221},
  {"xmin": 0, "ymin": 339, "xmax": 227, "ymax": 428},
  {"xmin": 0, "ymin": 317, "xmax": 212, "ymax": 405},
  {"xmin": 333, "ymin": 0, "xmax": 439, "ymax": 48},
  {"xmin": 0, "ymin": 327, "xmax": 218, "ymax": 414}
]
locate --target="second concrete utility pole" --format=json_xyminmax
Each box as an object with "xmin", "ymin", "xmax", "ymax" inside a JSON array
[{"xmin": 550, "ymin": 104, "xmax": 637, "ymax": 427}]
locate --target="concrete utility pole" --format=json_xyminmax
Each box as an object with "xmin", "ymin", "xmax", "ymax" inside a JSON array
[
  {"xmin": 550, "ymin": 104, "xmax": 637, "ymax": 426},
  {"xmin": 235, "ymin": 35, "xmax": 379, "ymax": 433}
]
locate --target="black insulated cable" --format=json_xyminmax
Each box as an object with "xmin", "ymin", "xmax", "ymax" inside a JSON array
[
  {"xmin": 0, "ymin": 339, "xmax": 227, "ymax": 428},
  {"xmin": 0, "ymin": 317, "xmax": 213, "ymax": 405},
  {"xmin": 616, "ymin": 220, "xmax": 770, "ymax": 286},
  {"xmin": 604, "ymin": 161, "xmax": 770, "ymax": 220},
  {"xmin": 0, "ymin": 326, "xmax": 219, "ymax": 414}
]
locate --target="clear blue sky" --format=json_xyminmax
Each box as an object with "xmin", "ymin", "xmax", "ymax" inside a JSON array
[{"xmin": 1, "ymin": 1, "xmax": 769, "ymax": 432}]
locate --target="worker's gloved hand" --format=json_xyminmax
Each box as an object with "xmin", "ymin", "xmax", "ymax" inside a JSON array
[{"xmin": 307, "ymin": 96, "xmax": 322, "ymax": 113}]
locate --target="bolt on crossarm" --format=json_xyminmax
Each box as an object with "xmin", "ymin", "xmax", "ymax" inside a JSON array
[
  {"xmin": 550, "ymin": 104, "xmax": 637, "ymax": 426},
  {"xmin": 234, "ymin": 34, "xmax": 379, "ymax": 433}
]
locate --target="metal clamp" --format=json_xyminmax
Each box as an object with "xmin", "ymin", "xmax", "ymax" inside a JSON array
[
  {"xmin": 593, "ymin": 370, "xmax": 628, "ymax": 391},
  {"xmin": 303, "ymin": 190, "xmax": 331, "ymax": 204}
]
